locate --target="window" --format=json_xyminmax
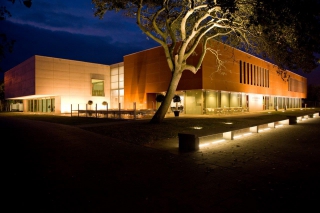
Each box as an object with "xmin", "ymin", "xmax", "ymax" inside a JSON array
[
  {"xmin": 110, "ymin": 64, "xmax": 124, "ymax": 108},
  {"xmin": 288, "ymin": 78, "xmax": 305, "ymax": 93},
  {"xmin": 92, "ymin": 79, "xmax": 104, "ymax": 96},
  {"xmin": 254, "ymin": 65, "xmax": 256, "ymax": 85},
  {"xmin": 243, "ymin": 62, "xmax": 246, "ymax": 84},
  {"xmin": 250, "ymin": 64, "xmax": 253, "ymax": 85},
  {"xmin": 259, "ymin": 67, "xmax": 262, "ymax": 86},
  {"xmin": 247, "ymin": 63, "xmax": 250, "ymax": 84},
  {"xmin": 241, "ymin": 62, "xmax": 270, "ymax": 88},
  {"xmin": 239, "ymin": 61, "xmax": 242, "ymax": 83},
  {"xmin": 266, "ymin": 70, "xmax": 268, "ymax": 87},
  {"xmin": 262, "ymin": 68, "xmax": 265, "ymax": 87}
]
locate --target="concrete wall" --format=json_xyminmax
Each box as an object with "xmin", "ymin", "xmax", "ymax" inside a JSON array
[
  {"xmin": 5, "ymin": 55, "xmax": 111, "ymax": 113},
  {"xmin": 4, "ymin": 56, "xmax": 36, "ymax": 99},
  {"xmin": 34, "ymin": 56, "xmax": 111, "ymax": 113}
]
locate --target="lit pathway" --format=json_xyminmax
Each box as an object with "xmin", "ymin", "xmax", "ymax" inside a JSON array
[{"xmin": 1, "ymin": 114, "xmax": 320, "ymax": 212}]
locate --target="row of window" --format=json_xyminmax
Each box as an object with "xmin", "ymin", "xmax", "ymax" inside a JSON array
[
  {"xmin": 288, "ymin": 78, "xmax": 306, "ymax": 93},
  {"xmin": 91, "ymin": 65, "xmax": 124, "ymax": 104},
  {"xmin": 110, "ymin": 65, "xmax": 124, "ymax": 108},
  {"xmin": 239, "ymin": 61, "xmax": 269, "ymax": 88},
  {"xmin": 27, "ymin": 98, "xmax": 55, "ymax": 112}
]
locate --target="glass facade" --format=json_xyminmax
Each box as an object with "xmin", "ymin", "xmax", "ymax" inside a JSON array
[
  {"xmin": 263, "ymin": 96, "xmax": 270, "ymax": 110},
  {"xmin": 27, "ymin": 98, "xmax": 55, "ymax": 112},
  {"xmin": 110, "ymin": 65, "xmax": 124, "ymax": 109},
  {"xmin": 205, "ymin": 91, "xmax": 243, "ymax": 109},
  {"xmin": 185, "ymin": 90, "xmax": 202, "ymax": 114},
  {"xmin": 272, "ymin": 96, "xmax": 301, "ymax": 110},
  {"xmin": 205, "ymin": 90, "xmax": 218, "ymax": 108},
  {"xmin": 168, "ymin": 89, "xmax": 303, "ymax": 115}
]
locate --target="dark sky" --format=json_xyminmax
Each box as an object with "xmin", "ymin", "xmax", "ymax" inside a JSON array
[
  {"xmin": 1, "ymin": 0, "xmax": 319, "ymax": 85},
  {"xmin": 1, "ymin": 0, "xmax": 158, "ymax": 79}
]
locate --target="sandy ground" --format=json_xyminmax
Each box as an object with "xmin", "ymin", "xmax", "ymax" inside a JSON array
[{"xmin": 2, "ymin": 112, "xmax": 320, "ymax": 213}]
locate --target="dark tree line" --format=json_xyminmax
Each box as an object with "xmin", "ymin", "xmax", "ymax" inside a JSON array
[{"xmin": 0, "ymin": 0, "xmax": 32, "ymax": 72}]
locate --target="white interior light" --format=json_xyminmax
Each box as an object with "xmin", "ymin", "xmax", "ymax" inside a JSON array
[
  {"xmin": 224, "ymin": 122, "xmax": 233, "ymax": 125},
  {"xmin": 192, "ymin": 126, "xmax": 203, "ymax": 129}
]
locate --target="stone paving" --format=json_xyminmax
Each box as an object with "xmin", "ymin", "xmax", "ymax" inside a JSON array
[{"xmin": 2, "ymin": 109, "xmax": 320, "ymax": 212}]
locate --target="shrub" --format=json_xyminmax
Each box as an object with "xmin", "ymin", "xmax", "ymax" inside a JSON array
[
  {"xmin": 156, "ymin": 94, "xmax": 165, "ymax": 102},
  {"xmin": 173, "ymin": 95, "xmax": 181, "ymax": 103}
]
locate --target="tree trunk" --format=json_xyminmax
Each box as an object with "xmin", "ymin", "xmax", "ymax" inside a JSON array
[{"xmin": 150, "ymin": 70, "xmax": 183, "ymax": 123}]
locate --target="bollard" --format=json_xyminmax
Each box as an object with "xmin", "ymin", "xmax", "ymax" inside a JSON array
[{"xmin": 178, "ymin": 133, "xmax": 199, "ymax": 151}]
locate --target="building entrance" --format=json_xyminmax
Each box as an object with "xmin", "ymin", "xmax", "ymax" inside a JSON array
[{"xmin": 27, "ymin": 98, "xmax": 55, "ymax": 112}]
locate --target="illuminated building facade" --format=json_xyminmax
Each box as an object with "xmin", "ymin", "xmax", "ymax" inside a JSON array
[{"xmin": 4, "ymin": 42, "xmax": 307, "ymax": 114}]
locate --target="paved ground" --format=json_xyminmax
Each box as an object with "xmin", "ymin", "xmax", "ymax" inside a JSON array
[{"xmin": 2, "ymin": 111, "xmax": 320, "ymax": 213}]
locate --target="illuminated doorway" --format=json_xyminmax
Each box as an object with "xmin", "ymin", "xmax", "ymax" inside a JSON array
[{"xmin": 28, "ymin": 98, "xmax": 55, "ymax": 112}]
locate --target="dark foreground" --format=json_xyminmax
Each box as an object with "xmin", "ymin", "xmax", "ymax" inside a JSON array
[{"xmin": 2, "ymin": 114, "xmax": 320, "ymax": 213}]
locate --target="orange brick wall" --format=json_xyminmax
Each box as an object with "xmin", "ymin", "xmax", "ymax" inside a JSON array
[
  {"xmin": 124, "ymin": 47, "xmax": 171, "ymax": 108},
  {"xmin": 124, "ymin": 42, "xmax": 307, "ymax": 109},
  {"xmin": 202, "ymin": 41, "xmax": 307, "ymax": 98}
]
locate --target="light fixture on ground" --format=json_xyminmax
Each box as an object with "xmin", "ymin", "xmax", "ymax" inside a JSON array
[
  {"xmin": 191, "ymin": 126, "xmax": 203, "ymax": 129},
  {"xmin": 199, "ymin": 139, "xmax": 226, "ymax": 148}
]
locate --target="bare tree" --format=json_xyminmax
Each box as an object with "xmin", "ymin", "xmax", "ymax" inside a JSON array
[
  {"xmin": 94, "ymin": 0, "xmax": 257, "ymax": 123},
  {"xmin": 93, "ymin": 0, "xmax": 320, "ymax": 123},
  {"xmin": 1, "ymin": 0, "xmax": 32, "ymax": 72}
]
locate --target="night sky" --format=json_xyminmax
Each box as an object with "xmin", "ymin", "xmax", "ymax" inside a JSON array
[
  {"xmin": 1, "ymin": 0, "xmax": 319, "ymax": 85},
  {"xmin": 1, "ymin": 0, "xmax": 158, "ymax": 79}
]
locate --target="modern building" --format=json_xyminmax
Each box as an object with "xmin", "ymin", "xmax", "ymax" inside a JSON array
[{"xmin": 4, "ymin": 41, "xmax": 307, "ymax": 114}]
